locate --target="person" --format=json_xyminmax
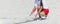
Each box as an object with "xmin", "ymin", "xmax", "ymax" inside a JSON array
[{"xmin": 30, "ymin": 0, "xmax": 49, "ymax": 19}]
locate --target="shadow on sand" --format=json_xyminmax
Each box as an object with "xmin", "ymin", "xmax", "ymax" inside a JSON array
[{"xmin": 15, "ymin": 17, "xmax": 46, "ymax": 24}]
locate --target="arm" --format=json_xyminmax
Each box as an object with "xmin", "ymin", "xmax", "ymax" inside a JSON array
[{"xmin": 29, "ymin": 6, "xmax": 37, "ymax": 16}]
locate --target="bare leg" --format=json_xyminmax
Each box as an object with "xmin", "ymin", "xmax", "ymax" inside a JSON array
[{"xmin": 35, "ymin": 6, "xmax": 42, "ymax": 18}]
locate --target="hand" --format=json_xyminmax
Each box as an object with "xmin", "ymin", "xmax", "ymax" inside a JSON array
[{"xmin": 29, "ymin": 12, "xmax": 32, "ymax": 16}]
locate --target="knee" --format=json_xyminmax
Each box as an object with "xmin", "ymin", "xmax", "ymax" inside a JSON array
[{"xmin": 40, "ymin": 11, "xmax": 46, "ymax": 16}]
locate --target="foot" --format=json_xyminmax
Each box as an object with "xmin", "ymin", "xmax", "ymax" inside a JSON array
[
  {"xmin": 40, "ymin": 18, "xmax": 46, "ymax": 20},
  {"xmin": 40, "ymin": 16, "xmax": 47, "ymax": 20}
]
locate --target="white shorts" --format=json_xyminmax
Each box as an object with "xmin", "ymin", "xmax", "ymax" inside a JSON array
[{"xmin": 34, "ymin": 0, "xmax": 48, "ymax": 9}]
